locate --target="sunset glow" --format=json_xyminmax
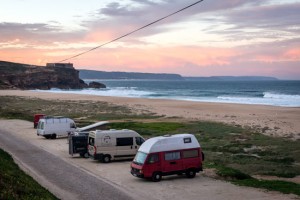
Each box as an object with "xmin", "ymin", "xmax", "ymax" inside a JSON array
[{"xmin": 0, "ymin": 0, "xmax": 299, "ymax": 79}]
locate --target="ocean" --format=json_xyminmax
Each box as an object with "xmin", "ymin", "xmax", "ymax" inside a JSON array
[{"xmin": 35, "ymin": 80, "xmax": 300, "ymax": 107}]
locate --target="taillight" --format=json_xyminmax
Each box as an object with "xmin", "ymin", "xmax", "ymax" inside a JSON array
[{"xmin": 94, "ymin": 146, "xmax": 97, "ymax": 155}]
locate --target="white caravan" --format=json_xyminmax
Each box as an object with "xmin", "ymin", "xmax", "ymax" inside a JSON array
[
  {"xmin": 88, "ymin": 129, "xmax": 145, "ymax": 163},
  {"xmin": 37, "ymin": 116, "xmax": 76, "ymax": 139}
]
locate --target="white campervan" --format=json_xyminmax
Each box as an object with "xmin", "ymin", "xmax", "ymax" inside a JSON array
[
  {"xmin": 37, "ymin": 116, "xmax": 76, "ymax": 139},
  {"xmin": 88, "ymin": 129, "xmax": 145, "ymax": 163}
]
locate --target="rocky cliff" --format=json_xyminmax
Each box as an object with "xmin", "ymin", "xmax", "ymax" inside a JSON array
[{"xmin": 0, "ymin": 61, "xmax": 105, "ymax": 90}]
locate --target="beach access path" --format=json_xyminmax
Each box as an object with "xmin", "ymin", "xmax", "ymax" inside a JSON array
[{"xmin": 0, "ymin": 120, "xmax": 297, "ymax": 200}]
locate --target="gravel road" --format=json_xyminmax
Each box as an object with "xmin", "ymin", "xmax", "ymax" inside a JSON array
[{"xmin": 0, "ymin": 128, "xmax": 134, "ymax": 200}]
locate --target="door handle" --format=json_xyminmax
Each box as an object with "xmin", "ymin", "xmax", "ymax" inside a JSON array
[{"xmin": 170, "ymin": 161, "xmax": 176, "ymax": 165}]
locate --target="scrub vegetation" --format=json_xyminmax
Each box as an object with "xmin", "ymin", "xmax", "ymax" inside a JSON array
[
  {"xmin": 1, "ymin": 95, "xmax": 300, "ymax": 196},
  {"xmin": 0, "ymin": 148, "xmax": 58, "ymax": 200}
]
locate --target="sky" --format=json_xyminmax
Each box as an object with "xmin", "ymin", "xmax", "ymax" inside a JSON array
[{"xmin": 1, "ymin": 0, "xmax": 300, "ymax": 79}]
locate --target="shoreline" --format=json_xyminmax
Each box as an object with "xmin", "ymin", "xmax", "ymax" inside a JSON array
[{"xmin": 1, "ymin": 89, "xmax": 300, "ymax": 139}]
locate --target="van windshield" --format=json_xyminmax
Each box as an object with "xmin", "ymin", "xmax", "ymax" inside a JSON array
[
  {"xmin": 133, "ymin": 152, "xmax": 147, "ymax": 165},
  {"xmin": 37, "ymin": 121, "xmax": 44, "ymax": 130}
]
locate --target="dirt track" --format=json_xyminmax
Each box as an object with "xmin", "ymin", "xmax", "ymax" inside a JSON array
[{"xmin": 0, "ymin": 119, "xmax": 298, "ymax": 200}]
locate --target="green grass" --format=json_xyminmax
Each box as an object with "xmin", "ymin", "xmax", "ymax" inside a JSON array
[
  {"xmin": 210, "ymin": 165, "xmax": 300, "ymax": 196},
  {"xmin": 236, "ymin": 179, "xmax": 300, "ymax": 196},
  {"xmin": 109, "ymin": 121, "xmax": 186, "ymax": 136},
  {"xmin": 1, "ymin": 95, "xmax": 300, "ymax": 196},
  {"xmin": 0, "ymin": 148, "xmax": 58, "ymax": 200}
]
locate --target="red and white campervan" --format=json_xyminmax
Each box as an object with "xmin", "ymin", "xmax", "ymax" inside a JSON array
[
  {"xmin": 33, "ymin": 114, "xmax": 45, "ymax": 128},
  {"xmin": 131, "ymin": 134, "xmax": 204, "ymax": 182}
]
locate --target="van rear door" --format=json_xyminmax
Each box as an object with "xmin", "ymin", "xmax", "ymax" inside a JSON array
[{"xmin": 88, "ymin": 137, "xmax": 96, "ymax": 156}]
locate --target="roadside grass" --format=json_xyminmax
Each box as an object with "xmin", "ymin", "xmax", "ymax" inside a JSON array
[
  {"xmin": 236, "ymin": 179, "xmax": 300, "ymax": 196},
  {"xmin": 1, "ymin": 95, "xmax": 300, "ymax": 196},
  {"xmin": 210, "ymin": 165, "xmax": 300, "ymax": 195},
  {"xmin": 0, "ymin": 148, "xmax": 58, "ymax": 200}
]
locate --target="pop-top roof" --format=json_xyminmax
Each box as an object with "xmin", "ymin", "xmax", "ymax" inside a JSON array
[
  {"xmin": 138, "ymin": 134, "xmax": 200, "ymax": 154},
  {"xmin": 77, "ymin": 121, "xmax": 109, "ymax": 132}
]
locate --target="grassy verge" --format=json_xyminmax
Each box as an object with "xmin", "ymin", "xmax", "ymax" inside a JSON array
[
  {"xmin": 209, "ymin": 165, "xmax": 300, "ymax": 195},
  {"xmin": 1, "ymin": 95, "xmax": 300, "ymax": 196},
  {"xmin": 0, "ymin": 148, "xmax": 58, "ymax": 199}
]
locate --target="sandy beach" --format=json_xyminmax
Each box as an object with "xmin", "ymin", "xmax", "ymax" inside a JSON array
[{"xmin": 1, "ymin": 89, "xmax": 300, "ymax": 140}]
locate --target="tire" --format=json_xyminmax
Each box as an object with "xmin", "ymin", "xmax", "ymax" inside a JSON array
[
  {"xmin": 51, "ymin": 134, "xmax": 57, "ymax": 139},
  {"xmin": 83, "ymin": 152, "xmax": 89, "ymax": 158},
  {"xmin": 102, "ymin": 155, "xmax": 111, "ymax": 163},
  {"xmin": 151, "ymin": 172, "xmax": 162, "ymax": 182},
  {"xmin": 44, "ymin": 135, "xmax": 50, "ymax": 139},
  {"xmin": 186, "ymin": 169, "xmax": 196, "ymax": 178}
]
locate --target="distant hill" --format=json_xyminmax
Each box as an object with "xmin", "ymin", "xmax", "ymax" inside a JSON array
[
  {"xmin": 79, "ymin": 70, "xmax": 184, "ymax": 80},
  {"xmin": 79, "ymin": 70, "xmax": 278, "ymax": 81},
  {"xmin": 184, "ymin": 76, "xmax": 279, "ymax": 81}
]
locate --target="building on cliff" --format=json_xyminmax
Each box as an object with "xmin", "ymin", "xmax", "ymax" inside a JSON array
[{"xmin": 46, "ymin": 63, "xmax": 74, "ymax": 69}]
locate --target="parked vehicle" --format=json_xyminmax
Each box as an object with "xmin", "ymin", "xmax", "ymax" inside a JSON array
[
  {"xmin": 131, "ymin": 134, "xmax": 204, "ymax": 182},
  {"xmin": 69, "ymin": 121, "xmax": 110, "ymax": 158},
  {"xmin": 37, "ymin": 116, "xmax": 76, "ymax": 139},
  {"xmin": 69, "ymin": 131, "xmax": 89, "ymax": 158},
  {"xmin": 33, "ymin": 114, "xmax": 45, "ymax": 128},
  {"xmin": 88, "ymin": 129, "xmax": 145, "ymax": 163}
]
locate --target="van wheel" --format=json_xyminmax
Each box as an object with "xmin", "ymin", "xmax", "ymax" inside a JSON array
[
  {"xmin": 80, "ymin": 152, "xmax": 89, "ymax": 158},
  {"xmin": 83, "ymin": 152, "xmax": 89, "ymax": 158},
  {"xmin": 152, "ymin": 172, "xmax": 162, "ymax": 182},
  {"xmin": 51, "ymin": 134, "xmax": 57, "ymax": 139},
  {"xmin": 102, "ymin": 155, "xmax": 111, "ymax": 163},
  {"xmin": 44, "ymin": 135, "xmax": 50, "ymax": 139},
  {"xmin": 186, "ymin": 169, "xmax": 196, "ymax": 178}
]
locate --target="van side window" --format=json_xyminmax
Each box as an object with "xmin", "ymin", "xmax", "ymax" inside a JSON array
[
  {"xmin": 147, "ymin": 153, "xmax": 159, "ymax": 164},
  {"xmin": 117, "ymin": 137, "xmax": 133, "ymax": 146},
  {"xmin": 183, "ymin": 137, "xmax": 192, "ymax": 143},
  {"xmin": 135, "ymin": 137, "xmax": 145, "ymax": 145},
  {"xmin": 165, "ymin": 151, "xmax": 180, "ymax": 161},
  {"xmin": 182, "ymin": 150, "xmax": 199, "ymax": 158}
]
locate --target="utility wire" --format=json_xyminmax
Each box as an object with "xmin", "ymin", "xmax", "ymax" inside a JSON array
[{"xmin": 58, "ymin": 0, "xmax": 204, "ymax": 63}]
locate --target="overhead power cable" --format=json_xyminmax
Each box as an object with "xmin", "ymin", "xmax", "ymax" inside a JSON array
[{"xmin": 58, "ymin": 0, "xmax": 204, "ymax": 63}]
